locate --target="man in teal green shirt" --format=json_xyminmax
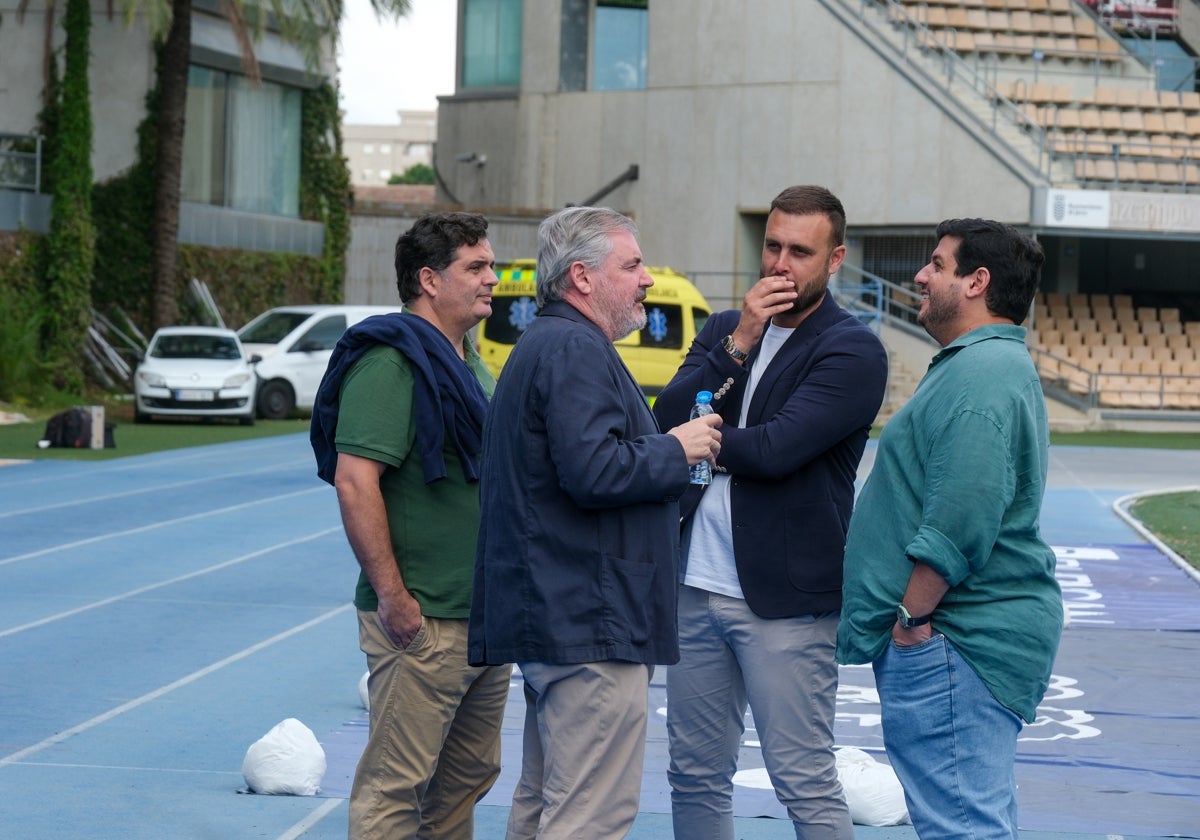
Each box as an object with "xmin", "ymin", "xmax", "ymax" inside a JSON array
[
  {"xmin": 838, "ymin": 218, "xmax": 1062, "ymax": 840},
  {"xmin": 312, "ymin": 212, "xmax": 511, "ymax": 840}
]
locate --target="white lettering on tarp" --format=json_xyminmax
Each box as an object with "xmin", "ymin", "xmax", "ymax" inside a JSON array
[
  {"xmin": 835, "ymin": 712, "xmax": 883, "ymax": 729},
  {"xmin": 1054, "ymin": 549, "xmax": 1115, "ymax": 626},
  {"xmin": 832, "ymin": 675, "xmax": 1100, "ymax": 741},
  {"xmin": 1026, "ymin": 675, "xmax": 1101, "ymax": 744},
  {"xmin": 1042, "ymin": 673, "xmax": 1085, "ymax": 701},
  {"xmin": 1023, "ymin": 707, "xmax": 1101, "ymax": 742},
  {"xmin": 1052, "ymin": 546, "xmax": 1121, "ymax": 561}
]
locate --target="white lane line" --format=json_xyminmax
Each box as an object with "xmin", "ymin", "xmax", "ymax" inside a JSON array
[
  {"xmin": 0, "ymin": 486, "xmax": 329, "ymax": 568},
  {"xmin": 1046, "ymin": 449, "xmax": 1113, "ymax": 507},
  {"xmin": 0, "ymin": 526, "xmax": 344, "ymax": 638},
  {"xmin": 0, "ymin": 602, "xmax": 354, "ymax": 768},
  {"xmin": 17, "ymin": 761, "xmax": 240, "ymax": 775},
  {"xmin": 276, "ymin": 798, "xmax": 346, "ymax": 840},
  {"xmin": 0, "ymin": 459, "xmax": 317, "ymax": 520}
]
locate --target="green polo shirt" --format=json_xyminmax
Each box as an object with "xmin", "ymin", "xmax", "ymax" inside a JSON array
[
  {"xmin": 837, "ymin": 324, "xmax": 1063, "ymax": 722},
  {"xmin": 335, "ymin": 341, "xmax": 495, "ymax": 618}
]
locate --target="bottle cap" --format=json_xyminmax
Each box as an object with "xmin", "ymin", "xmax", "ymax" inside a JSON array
[{"xmin": 695, "ymin": 391, "xmax": 713, "ymax": 403}]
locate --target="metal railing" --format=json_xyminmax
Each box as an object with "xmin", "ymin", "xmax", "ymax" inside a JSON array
[
  {"xmin": 687, "ymin": 262, "xmax": 1198, "ymax": 412},
  {"xmin": 1030, "ymin": 346, "xmax": 1200, "ymax": 411},
  {"xmin": 838, "ymin": 0, "xmax": 1056, "ymax": 182}
]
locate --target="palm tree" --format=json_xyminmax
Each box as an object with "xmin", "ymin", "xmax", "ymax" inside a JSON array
[{"xmin": 123, "ymin": 0, "xmax": 413, "ymax": 329}]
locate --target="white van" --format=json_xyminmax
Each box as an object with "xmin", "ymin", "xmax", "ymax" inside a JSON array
[{"xmin": 238, "ymin": 305, "xmax": 401, "ymax": 419}]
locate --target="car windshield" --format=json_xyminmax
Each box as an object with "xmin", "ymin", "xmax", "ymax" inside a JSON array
[
  {"xmin": 151, "ymin": 335, "xmax": 242, "ymax": 360},
  {"xmin": 238, "ymin": 311, "xmax": 312, "ymax": 344}
]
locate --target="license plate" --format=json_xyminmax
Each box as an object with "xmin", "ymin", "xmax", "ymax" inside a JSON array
[{"xmin": 175, "ymin": 389, "xmax": 215, "ymax": 402}]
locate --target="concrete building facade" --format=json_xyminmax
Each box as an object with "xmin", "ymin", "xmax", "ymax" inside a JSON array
[{"xmin": 343, "ymin": 110, "xmax": 436, "ymax": 186}]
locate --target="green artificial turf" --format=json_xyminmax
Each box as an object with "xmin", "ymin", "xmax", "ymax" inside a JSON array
[
  {"xmin": 1129, "ymin": 491, "xmax": 1200, "ymax": 570},
  {"xmin": 1049, "ymin": 430, "xmax": 1200, "ymax": 449},
  {"xmin": 0, "ymin": 411, "xmax": 309, "ymax": 461}
]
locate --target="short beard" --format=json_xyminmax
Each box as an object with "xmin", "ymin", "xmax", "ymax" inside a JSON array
[
  {"xmin": 787, "ymin": 276, "xmax": 829, "ymax": 315},
  {"xmin": 917, "ymin": 293, "xmax": 957, "ymax": 345},
  {"xmin": 612, "ymin": 306, "xmax": 648, "ymax": 341}
]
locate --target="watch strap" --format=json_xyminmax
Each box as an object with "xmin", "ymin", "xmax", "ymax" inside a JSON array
[
  {"xmin": 721, "ymin": 334, "xmax": 749, "ymax": 362},
  {"xmin": 896, "ymin": 604, "xmax": 933, "ymax": 628}
]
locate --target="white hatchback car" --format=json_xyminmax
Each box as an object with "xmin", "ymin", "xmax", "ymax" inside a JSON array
[{"xmin": 134, "ymin": 326, "xmax": 257, "ymax": 425}]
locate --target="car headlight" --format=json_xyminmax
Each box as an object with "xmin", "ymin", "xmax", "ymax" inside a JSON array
[
  {"xmin": 137, "ymin": 371, "xmax": 167, "ymax": 387},
  {"xmin": 224, "ymin": 372, "xmax": 253, "ymax": 388}
]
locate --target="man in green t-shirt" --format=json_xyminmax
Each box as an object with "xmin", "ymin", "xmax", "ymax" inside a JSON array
[{"xmin": 314, "ymin": 212, "xmax": 510, "ymax": 840}]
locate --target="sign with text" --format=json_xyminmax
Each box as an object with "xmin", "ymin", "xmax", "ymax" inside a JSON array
[{"xmin": 1036, "ymin": 187, "xmax": 1200, "ymax": 234}]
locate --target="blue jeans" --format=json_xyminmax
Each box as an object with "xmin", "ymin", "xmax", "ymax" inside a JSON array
[
  {"xmin": 667, "ymin": 586, "xmax": 852, "ymax": 840},
  {"xmin": 874, "ymin": 634, "xmax": 1022, "ymax": 840}
]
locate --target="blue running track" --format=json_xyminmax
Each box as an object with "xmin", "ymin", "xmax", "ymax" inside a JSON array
[{"xmin": 1, "ymin": 435, "xmax": 1197, "ymax": 839}]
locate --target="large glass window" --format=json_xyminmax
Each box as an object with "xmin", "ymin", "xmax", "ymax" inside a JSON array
[
  {"xmin": 462, "ymin": 0, "xmax": 523, "ymax": 89},
  {"xmin": 182, "ymin": 67, "xmax": 228, "ymax": 206},
  {"xmin": 182, "ymin": 66, "xmax": 302, "ymax": 218},
  {"xmin": 559, "ymin": 0, "xmax": 648, "ymax": 92},
  {"xmin": 593, "ymin": 0, "xmax": 647, "ymax": 91},
  {"xmin": 228, "ymin": 75, "xmax": 301, "ymax": 216}
]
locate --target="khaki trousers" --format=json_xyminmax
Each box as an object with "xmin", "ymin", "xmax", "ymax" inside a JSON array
[
  {"xmin": 505, "ymin": 660, "xmax": 651, "ymax": 840},
  {"xmin": 350, "ymin": 610, "xmax": 511, "ymax": 840}
]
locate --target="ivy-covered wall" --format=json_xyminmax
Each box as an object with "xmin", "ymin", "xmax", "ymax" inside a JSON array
[
  {"xmin": 300, "ymin": 80, "xmax": 351, "ymax": 305},
  {"xmin": 175, "ymin": 245, "xmax": 331, "ymax": 329},
  {"xmin": 1, "ymin": 69, "xmax": 351, "ymax": 403},
  {"xmin": 87, "ymin": 75, "xmax": 349, "ymax": 333},
  {"xmin": 0, "ymin": 232, "xmax": 51, "ymax": 403},
  {"xmin": 43, "ymin": 0, "xmax": 95, "ymax": 394}
]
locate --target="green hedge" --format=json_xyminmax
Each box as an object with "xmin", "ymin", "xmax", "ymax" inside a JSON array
[
  {"xmin": 176, "ymin": 245, "xmax": 331, "ymax": 329},
  {"xmin": 0, "ymin": 233, "xmax": 52, "ymax": 404}
]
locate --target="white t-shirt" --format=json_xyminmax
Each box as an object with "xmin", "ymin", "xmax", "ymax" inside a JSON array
[{"xmin": 683, "ymin": 323, "xmax": 794, "ymax": 597}]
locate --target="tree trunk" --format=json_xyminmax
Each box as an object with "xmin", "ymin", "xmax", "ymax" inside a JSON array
[{"xmin": 149, "ymin": 0, "xmax": 192, "ymax": 331}]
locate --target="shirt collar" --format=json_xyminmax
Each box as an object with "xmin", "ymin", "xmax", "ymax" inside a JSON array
[{"xmin": 931, "ymin": 323, "xmax": 1027, "ymax": 366}]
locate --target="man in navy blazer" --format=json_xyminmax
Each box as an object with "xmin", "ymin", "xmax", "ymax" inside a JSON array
[
  {"xmin": 470, "ymin": 206, "xmax": 723, "ymax": 839},
  {"xmin": 653, "ymin": 185, "xmax": 889, "ymax": 839}
]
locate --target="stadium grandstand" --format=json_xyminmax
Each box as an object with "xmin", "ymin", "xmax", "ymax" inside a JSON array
[{"xmin": 359, "ymin": 0, "xmax": 1200, "ymax": 428}]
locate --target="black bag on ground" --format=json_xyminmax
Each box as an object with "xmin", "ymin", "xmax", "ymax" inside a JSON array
[{"xmin": 41, "ymin": 407, "xmax": 93, "ymax": 448}]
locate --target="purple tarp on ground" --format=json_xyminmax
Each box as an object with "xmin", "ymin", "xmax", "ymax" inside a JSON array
[{"xmin": 319, "ymin": 541, "xmax": 1200, "ymax": 836}]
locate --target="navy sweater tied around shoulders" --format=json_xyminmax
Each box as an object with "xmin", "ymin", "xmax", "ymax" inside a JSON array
[{"xmin": 309, "ymin": 312, "xmax": 488, "ymax": 486}]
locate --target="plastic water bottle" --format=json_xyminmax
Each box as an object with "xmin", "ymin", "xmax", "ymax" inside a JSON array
[{"xmin": 689, "ymin": 390, "xmax": 714, "ymax": 485}]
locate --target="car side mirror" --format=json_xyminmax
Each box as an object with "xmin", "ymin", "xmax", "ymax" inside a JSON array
[{"xmin": 249, "ymin": 354, "xmax": 262, "ymax": 364}]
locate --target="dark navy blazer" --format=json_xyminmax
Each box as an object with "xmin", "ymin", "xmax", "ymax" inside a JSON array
[
  {"xmin": 653, "ymin": 294, "xmax": 889, "ymax": 619},
  {"xmin": 469, "ymin": 301, "xmax": 691, "ymax": 666}
]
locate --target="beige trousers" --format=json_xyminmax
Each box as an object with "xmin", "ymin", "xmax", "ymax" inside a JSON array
[
  {"xmin": 505, "ymin": 660, "xmax": 651, "ymax": 840},
  {"xmin": 350, "ymin": 610, "xmax": 512, "ymax": 840}
]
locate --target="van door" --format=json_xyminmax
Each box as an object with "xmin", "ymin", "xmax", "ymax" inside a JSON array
[
  {"xmin": 616, "ymin": 300, "xmax": 688, "ymax": 395},
  {"xmin": 289, "ymin": 314, "xmax": 348, "ymax": 409}
]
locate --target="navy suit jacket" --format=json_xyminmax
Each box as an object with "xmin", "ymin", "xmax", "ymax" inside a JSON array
[
  {"xmin": 653, "ymin": 294, "xmax": 889, "ymax": 618},
  {"xmin": 469, "ymin": 301, "xmax": 690, "ymax": 666}
]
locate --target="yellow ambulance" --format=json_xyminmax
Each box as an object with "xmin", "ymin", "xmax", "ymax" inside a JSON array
[{"xmin": 476, "ymin": 260, "xmax": 712, "ymax": 398}]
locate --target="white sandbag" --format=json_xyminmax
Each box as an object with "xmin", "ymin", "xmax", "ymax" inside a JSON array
[
  {"xmin": 835, "ymin": 747, "xmax": 911, "ymax": 826},
  {"xmin": 242, "ymin": 718, "xmax": 326, "ymax": 796},
  {"xmin": 358, "ymin": 670, "xmax": 370, "ymax": 710}
]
